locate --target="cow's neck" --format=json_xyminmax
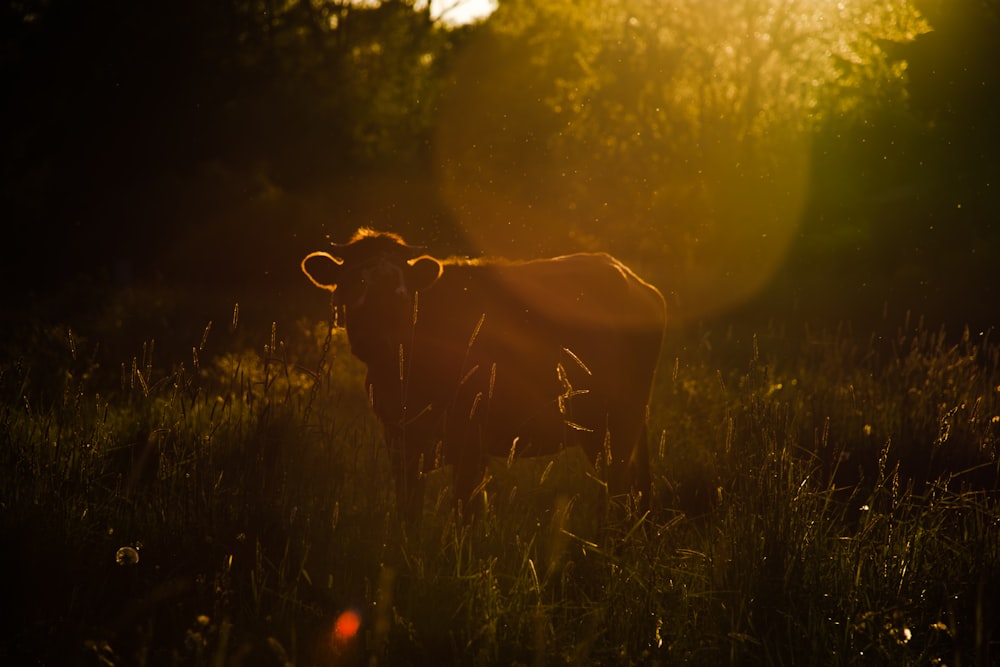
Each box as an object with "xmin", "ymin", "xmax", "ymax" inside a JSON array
[{"xmin": 346, "ymin": 319, "xmax": 413, "ymax": 368}]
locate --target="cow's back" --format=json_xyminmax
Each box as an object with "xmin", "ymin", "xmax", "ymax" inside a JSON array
[
  {"xmin": 403, "ymin": 253, "xmax": 665, "ymax": 457},
  {"xmin": 423, "ymin": 253, "xmax": 664, "ymax": 334}
]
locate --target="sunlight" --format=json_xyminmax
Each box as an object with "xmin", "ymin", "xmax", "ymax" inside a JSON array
[
  {"xmin": 344, "ymin": 0, "xmax": 496, "ymax": 25},
  {"xmin": 424, "ymin": 0, "xmax": 497, "ymax": 24}
]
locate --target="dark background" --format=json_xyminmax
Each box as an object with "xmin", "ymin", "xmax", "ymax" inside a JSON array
[{"xmin": 2, "ymin": 0, "xmax": 998, "ymax": 344}]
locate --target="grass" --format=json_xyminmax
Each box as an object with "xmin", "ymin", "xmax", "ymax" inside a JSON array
[{"xmin": 1, "ymin": 296, "xmax": 998, "ymax": 665}]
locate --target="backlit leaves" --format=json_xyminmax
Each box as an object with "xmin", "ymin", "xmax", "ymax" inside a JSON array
[
  {"xmin": 492, "ymin": 0, "xmax": 931, "ymax": 160},
  {"xmin": 463, "ymin": 0, "xmax": 932, "ymax": 320}
]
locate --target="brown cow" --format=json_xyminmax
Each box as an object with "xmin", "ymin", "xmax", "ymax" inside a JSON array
[{"xmin": 302, "ymin": 228, "xmax": 666, "ymax": 520}]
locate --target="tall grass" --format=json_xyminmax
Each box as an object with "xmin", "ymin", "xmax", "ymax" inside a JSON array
[{"xmin": 1, "ymin": 305, "xmax": 997, "ymax": 665}]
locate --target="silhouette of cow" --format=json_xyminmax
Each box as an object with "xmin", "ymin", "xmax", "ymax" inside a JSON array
[{"xmin": 302, "ymin": 228, "xmax": 666, "ymax": 520}]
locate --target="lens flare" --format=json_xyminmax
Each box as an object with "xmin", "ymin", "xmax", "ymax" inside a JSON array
[
  {"xmin": 115, "ymin": 546, "xmax": 139, "ymax": 566},
  {"xmin": 333, "ymin": 610, "xmax": 361, "ymax": 643}
]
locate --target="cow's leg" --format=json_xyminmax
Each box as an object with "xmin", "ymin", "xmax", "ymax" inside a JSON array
[
  {"xmin": 448, "ymin": 412, "xmax": 489, "ymax": 520},
  {"xmin": 402, "ymin": 461, "xmax": 427, "ymax": 525},
  {"xmin": 451, "ymin": 441, "xmax": 488, "ymax": 521},
  {"xmin": 629, "ymin": 422, "xmax": 652, "ymax": 513},
  {"xmin": 605, "ymin": 403, "xmax": 652, "ymax": 514},
  {"xmin": 388, "ymin": 435, "xmax": 426, "ymax": 524}
]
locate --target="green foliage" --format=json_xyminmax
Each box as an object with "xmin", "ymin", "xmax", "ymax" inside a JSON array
[
  {"xmin": 655, "ymin": 319, "xmax": 999, "ymax": 664},
  {"xmin": 485, "ymin": 0, "xmax": 929, "ymax": 171},
  {"xmin": 440, "ymin": 0, "xmax": 933, "ymax": 322},
  {"xmin": 0, "ymin": 316, "xmax": 382, "ymax": 663},
  {"xmin": 6, "ymin": 0, "xmax": 996, "ymax": 334},
  {"xmin": 2, "ymin": 311, "xmax": 998, "ymax": 664}
]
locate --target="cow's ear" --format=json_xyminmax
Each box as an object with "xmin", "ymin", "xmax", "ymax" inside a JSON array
[
  {"xmin": 408, "ymin": 256, "xmax": 443, "ymax": 290},
  {"xmin": 302, "ymin": 252, "xmax": 342, "ymax": 292}
]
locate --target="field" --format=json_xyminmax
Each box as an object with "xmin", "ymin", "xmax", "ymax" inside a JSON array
[{"xmin": 2, "ymin": 292, "xmax": 998, "ymax": 666}]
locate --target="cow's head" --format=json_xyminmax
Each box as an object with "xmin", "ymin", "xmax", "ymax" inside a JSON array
[{"xmin": 302, "ymin": 229, "xmax": 443, "ymax": 356}]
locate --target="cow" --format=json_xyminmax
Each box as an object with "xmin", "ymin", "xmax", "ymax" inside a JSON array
[{"xmin": 302, "ymin": 228, "xmax": 666, "ymax": 521}]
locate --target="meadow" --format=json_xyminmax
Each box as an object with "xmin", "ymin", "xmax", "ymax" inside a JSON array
[{"xmin": 2, "ymin": 293, "xmax": 998, "ymax": 666}]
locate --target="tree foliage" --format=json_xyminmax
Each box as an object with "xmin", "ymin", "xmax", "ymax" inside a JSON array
[
  {"xmin": 2, "ymin": 0, "xmax": 457, "ymax": 295},
  {"xmin": 3, "ymin": 0, "xmax": 997, "ymax": 328},
  {"xmin": 440, "ymin": 0, "xmax": 931, "ymax": 320}
]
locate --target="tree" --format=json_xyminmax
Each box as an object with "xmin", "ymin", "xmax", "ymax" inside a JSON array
[
  {"xmin": 1, "ymin": 0, "xmax": 456, "ymax": 292},
  {"xmin": 436, "ymin": 0, "xmax": 930, "ymax": 321}
]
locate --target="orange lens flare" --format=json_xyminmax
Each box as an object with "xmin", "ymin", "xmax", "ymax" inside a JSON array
[{"xmin": 333, "ymin": 610, "xmax": 361, "ymax": 643}]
